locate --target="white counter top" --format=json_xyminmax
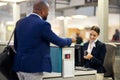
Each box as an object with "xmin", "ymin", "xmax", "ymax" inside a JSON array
[
  {"xmin": 43, "ymin": 72, "xmax": 61, "ymax": 78},
  {"xmin": 74, "ymin": 70, "xmax": 97, "ymax": 76},
  {"xmin": 43, "ymin": 69, "xmax": 97, "ymax": 78}
]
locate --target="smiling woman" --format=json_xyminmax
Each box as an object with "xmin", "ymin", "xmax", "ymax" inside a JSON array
[{"xmin": 83, "ymin": 25, "xmax": 106, "ymax": 80}]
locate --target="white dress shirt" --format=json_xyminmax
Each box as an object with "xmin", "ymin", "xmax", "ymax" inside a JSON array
[
  {"xmin": 30, "ymin": 13, "xmax": 42, "ymax": 20},
  {"xmin": 87, "ymin": 39, "xmax": 98, "ymax": 54}
]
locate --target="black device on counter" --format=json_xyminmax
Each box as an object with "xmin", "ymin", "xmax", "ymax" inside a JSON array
[{"xmin": 74, "ymin": 44, "xmax": 84, "ymax": 67}]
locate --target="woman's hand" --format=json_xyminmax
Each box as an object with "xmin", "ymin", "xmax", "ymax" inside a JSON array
[{"xmin": 84, "ymin": 53, "xmax": 93, "ymax": 60}]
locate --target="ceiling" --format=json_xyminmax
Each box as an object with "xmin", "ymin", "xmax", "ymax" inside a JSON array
[
  {"xmin": 54, "ymin": 0, "xmax": 120, "ymax": 17},
  {"xmin": 0, "ymin": 0, "xmax": 119, "ymax": 19},
  {"xmin": 55, "ymin": 0, "xmax": 120, "ymax": 11}
]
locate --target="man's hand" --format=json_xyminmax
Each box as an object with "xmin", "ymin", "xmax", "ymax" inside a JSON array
[{"xmin": 72, "ymin": 38, "xmax": 76, "ymax": 43}]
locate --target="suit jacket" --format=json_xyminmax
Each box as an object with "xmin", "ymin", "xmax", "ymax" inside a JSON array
[
  {"xmin": 84, "ymin": 40, "xmax": 106, "ymax": 73},
  {"xmin": 13, "ymin": 14, "xmax": 72, "ymax": 73}
]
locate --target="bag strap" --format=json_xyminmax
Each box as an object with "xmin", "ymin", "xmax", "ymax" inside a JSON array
[{"xmin": 7, "ymin": 29, "xmax": 15, "ymax": 46}]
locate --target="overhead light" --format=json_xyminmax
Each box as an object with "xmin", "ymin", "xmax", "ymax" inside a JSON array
[
  {"xmin": 56, "ymin": 16, "xmax": 72, "ymax": 20},
  {"xmin": 65, "ymin": 17, "xmax": 71, "ymax": 20},
  {"xmin": 72, "ymin": 15, "xmax": 87, "ymax": 19},
  {"xmin": 0, "ymin": 0, "xmax": 26, "ymax": 2},
  {"xmin": 6, "ymin": 21, "xmax": 14, "ymax": 25},
  {"xmin": 56, "ymin": 16, "xmax": 64, "ymax": 20},
  {"xmin": 0, "ymin": 2, "xmax": 7, "ymax": 6}
]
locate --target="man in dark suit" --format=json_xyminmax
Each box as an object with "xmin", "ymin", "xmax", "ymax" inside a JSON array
[
  {"xmin": 76, "ymin": 32, "xmax": 83, "ymax": 44},
  {"xmin": 13, "ymin": 1, "xmax": 76, "ymax": 80},
  {"xmin": 83, "ymin": 26, "xmax": 106, "ymax": 80}
]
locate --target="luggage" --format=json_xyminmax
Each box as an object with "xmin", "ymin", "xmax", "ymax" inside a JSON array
[
  {"xmin": 0, "ymin": 29, "xmax": 19, "ymax": 80},
  {"xmin": 0, "ymin": 46, "xmax": 19, "ymax": 80}
]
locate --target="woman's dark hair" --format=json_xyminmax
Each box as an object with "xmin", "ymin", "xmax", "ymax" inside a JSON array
[{"xmin": 90, "ymin": 26, "xmax": 100, "ymax": 35}]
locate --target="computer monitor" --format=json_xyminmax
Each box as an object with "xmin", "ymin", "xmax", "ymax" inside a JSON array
[{"xmin": 74, "ymin": 44, "xmax": 84, "ymax": 67}]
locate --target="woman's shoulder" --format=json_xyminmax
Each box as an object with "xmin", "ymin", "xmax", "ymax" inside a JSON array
[
  {"xmin": 83, "ymin": 41, "xmax": 89, "ymax": 46},
  {"xmin": 96, "ymin": 40, "xmax": 105, "ymax": 46}
]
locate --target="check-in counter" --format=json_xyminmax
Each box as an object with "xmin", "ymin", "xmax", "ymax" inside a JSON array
[
  {"xmin": 49, "ymin": 46, "xmax": 97, "ymax": 80},
  {"xmin": 43, "ymin": 70, "xmax": 97, "ymax": 80},
  {"xmin": 114, "ymin": 43, "xmax": 120, "ymax": 56},
  {"xmin": 0, "ymin": 44, "xmax": 97, "ymax": 80},
  {"xmin": 106, "ymin": 42, "xmax": 120, "ymax": 56},
  {"xmin": 0, "ymin": 44, "xmax": 6, "ymax": 53}
]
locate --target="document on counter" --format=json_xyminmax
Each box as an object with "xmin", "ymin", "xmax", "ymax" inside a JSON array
[{"xmin": 75, "ymin": 67, "xmax": 94, "ymax": 71}]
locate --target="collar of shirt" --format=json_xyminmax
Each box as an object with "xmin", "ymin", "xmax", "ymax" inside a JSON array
[
  {"xmin": 87, "ymin": 39, "xmax": 98, "ymax": 54},
  {"xmin": 30, "ymin": 13, "xmax": 42, "ymax": 20},
  {"xmin": 90, "ymin": 38, "xmax": 98, "ymax": 47}
]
